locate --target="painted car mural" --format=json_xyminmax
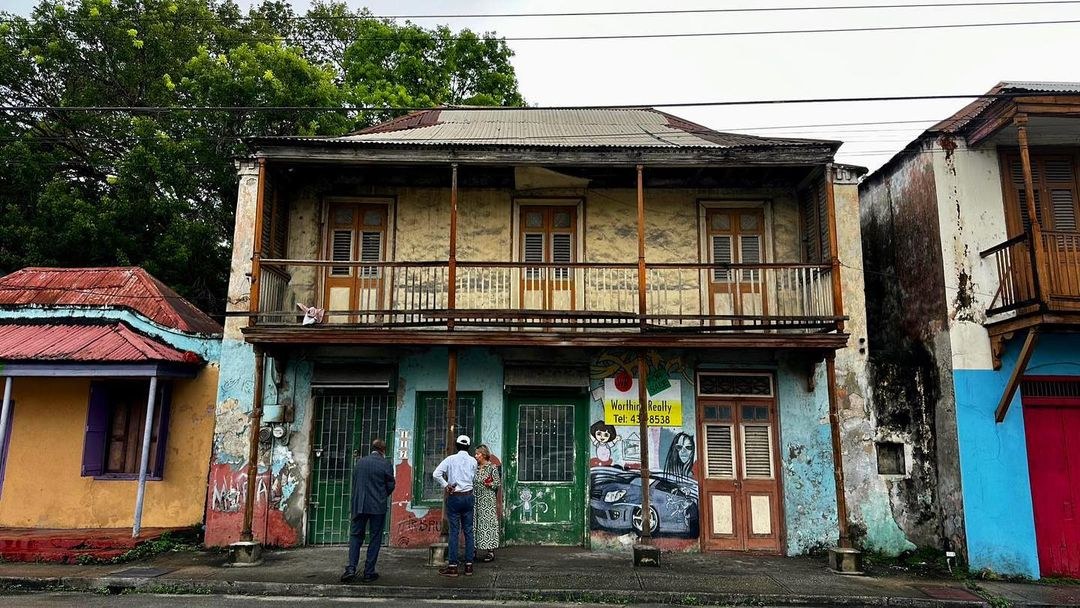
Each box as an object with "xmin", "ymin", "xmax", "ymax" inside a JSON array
[{"xmin": 589, "ymin": 466, "xmax": 699, "ymax": 537}]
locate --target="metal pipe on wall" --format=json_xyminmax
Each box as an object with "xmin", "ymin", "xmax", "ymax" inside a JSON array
[{"xmin": 132, "ymin": 376, "xmax": 159, "ymax": 538}]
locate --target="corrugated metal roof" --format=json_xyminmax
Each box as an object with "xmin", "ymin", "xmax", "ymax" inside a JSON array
[
  {"xmin": 0, "ymin": 323, "xmax": 200, "ymax": 363},
  {"xmin": 932, "ymin": 81, "xmax": 1080, "ymax": 134},
  {"xmin": 276, "ymin": 107, "xmax": 833, "ymax": 149},
  {"xmin": 0, "ymin": 267, "xmax": 221, "ymax": 335}
]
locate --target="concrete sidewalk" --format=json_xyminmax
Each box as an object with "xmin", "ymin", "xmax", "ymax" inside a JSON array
[{"xmin": 0, "ymin": 545, "xmax": 1077, "ymax": 607}]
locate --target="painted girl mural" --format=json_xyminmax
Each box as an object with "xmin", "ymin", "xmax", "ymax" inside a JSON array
[
  {"xmin": 663, "ymin": 431, "xmax": 695, "ymax": 478},
  {"xmin": 589, "ymin": 420, "xmax": 624, "ymax": 467}
]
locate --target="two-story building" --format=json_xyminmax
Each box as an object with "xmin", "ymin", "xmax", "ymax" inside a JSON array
[
  {"xmin": 205, "ymin": 107, "xmax": 881, "ymax": 557},
  {"xmin": 861, "ymin": 82, "xmax": 1080, "ymax": 578}
]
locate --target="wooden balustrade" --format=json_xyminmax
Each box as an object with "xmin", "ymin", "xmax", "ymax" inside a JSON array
[
  {"xmin": 253, "ymin": 258, "xmax": 839, "ymax": 332},
  {"xmin": 982, "ymin": 230, "xmax": 1080, "ymax": 316}
]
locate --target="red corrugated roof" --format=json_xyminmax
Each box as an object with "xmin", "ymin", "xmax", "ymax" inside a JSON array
[
  {"xmin": 0, "ymin": 267, "xmax": 221, "ymax": 335},
  {"xmin": 0, "ymin": 323, "xmax": 200, "ymax": 363}
]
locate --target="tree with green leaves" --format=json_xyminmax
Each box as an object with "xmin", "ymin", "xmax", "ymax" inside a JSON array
[{"xmin": 0, "ymin": 0, "xmax": 524, "ymax": 315}]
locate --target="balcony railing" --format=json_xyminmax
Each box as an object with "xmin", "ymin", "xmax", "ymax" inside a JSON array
[
  {"xmin": 254, "ymin": 259, "xmax": 839, "ymax": 333},
  {"xmin": 982, "ymin": 230, "xmax": 1080, "ymax": 316}
]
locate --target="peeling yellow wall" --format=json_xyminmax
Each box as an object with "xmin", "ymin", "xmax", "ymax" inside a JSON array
[{"xmin": 0, "ymin": 367, "xmax": 218, "ymax": 529}]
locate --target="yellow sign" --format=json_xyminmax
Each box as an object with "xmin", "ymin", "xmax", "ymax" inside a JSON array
[{"xmin": 603, "ymin": 379, "xmax": 682, "ymax": 427}]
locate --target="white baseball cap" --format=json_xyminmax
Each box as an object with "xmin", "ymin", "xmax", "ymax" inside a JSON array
[{"xmin": 456, "ymin": 434, "xmax": 471, "ymax": 446}]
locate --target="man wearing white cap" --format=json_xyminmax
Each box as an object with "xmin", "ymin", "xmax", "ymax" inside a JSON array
[{"xmin": 433, "ymin": 434, "xmax": 478, "ymax": 577}]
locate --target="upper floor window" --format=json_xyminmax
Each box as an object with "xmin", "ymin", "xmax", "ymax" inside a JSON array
[
  {"xmin": 324, "ymin": 200, "xmax": 390, "ymax": 320},
  {"xmin": 1002, "ymin": 152, "xmax": 1080, "ymax": 235},
  {"xmin": 706, "ymin": 208, "xmax": 765, "ymax": 282}
]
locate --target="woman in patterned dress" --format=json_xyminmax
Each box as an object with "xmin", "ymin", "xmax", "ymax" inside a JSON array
[{"xmin": 473, "ymin": 444, "xmax": 501, "ymax": 563}]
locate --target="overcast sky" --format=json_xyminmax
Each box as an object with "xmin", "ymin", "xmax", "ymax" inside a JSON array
[{"xmin": 7, "ymin": 0, "xmax": 1080, "ymax": 171}]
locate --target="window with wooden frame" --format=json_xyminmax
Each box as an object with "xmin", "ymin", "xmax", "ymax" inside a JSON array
[
  {"xmin": 260, "ymin": 181, "xmax": 289, "ymax": 259},
  {"xmin": 705, "ymin": 208, "xmax": 766, "ymax": 282},
  {"xmin": 413, "ymin": 392, "xmax": 481, "ymax": 504},
  {"xmin": 81, "ymin": 381, "xmax": 172, "ymax": 480},
  {"xmin": 798, "ymin": 177, "xmax": 830, "ymax": 263},
  {"xmin": 324, "ymin": 201, "xmax": 389, "ymax": 318},
  {"xmin": 1001, "ymin": 152, "xmax": 1080, "ymax": 236},
  {"xmin": 519, "ymin": 205, "xmax": 577, "ymax": 309}
]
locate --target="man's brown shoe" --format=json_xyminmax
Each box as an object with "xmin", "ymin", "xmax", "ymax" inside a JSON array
[
  {"xmin": 438, "ymin": 565, "xmax": 459, "ymax": 577},
  {"xmin": 464, "ymin": 563, "xmax": 474, "ymax": 576}
]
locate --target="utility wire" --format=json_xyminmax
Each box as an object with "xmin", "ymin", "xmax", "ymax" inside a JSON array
[
  {"xmin": 8, "ymin": 17, "xmax": 1080, "ymax": 43},
  {"xmin": 0, "ymin": 91, "xmax": 1049, "ymax": 113},
  {"xmin": 3, "ymin": 0, "xmax": 1079, "ymax": 23}
]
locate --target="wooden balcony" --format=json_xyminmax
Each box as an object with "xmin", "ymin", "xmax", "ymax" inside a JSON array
[
  {"xmin": 243, "ymin": 259, "xmax": 846, "ymax": 349},
  {"xmin": 983, "ymin": 231, "xmax": 1080, "ymax": 317}
]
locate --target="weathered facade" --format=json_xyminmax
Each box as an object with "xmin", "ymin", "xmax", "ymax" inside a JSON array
[
  {"xmin": 205, "ymin": 108, "xmax": 879, "ymax": 556},
  {"xmin": 0, "ymin": 268, "xmax": 221, "ymax": 532},
  {"xmin": 860, "ymin": 82, "xmax": 1080, "ymax": 578}
]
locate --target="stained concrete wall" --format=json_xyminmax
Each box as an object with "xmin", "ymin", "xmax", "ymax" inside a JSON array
[{"xmin": 859, "ymin": 145, "xmax": 966, "ymax": 555}]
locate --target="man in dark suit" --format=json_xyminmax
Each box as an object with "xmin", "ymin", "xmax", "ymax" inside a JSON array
[{"xmin": 341, "ymin": 437, "xmax": 395, "ymax": 583}]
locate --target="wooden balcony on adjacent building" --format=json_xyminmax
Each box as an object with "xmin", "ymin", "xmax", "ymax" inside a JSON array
[{"xmin": 981, "ymin": 230, "xmax": 1080, "ymax": 333}]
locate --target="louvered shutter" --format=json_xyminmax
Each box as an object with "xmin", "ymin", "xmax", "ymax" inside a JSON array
[
  {"xmin": 330, "ymin": 229, "xmax": 353, "ymax": 276},
  {"xmin": 705, "ymin": 424, "xmax": 734, "ymax": 478},
  {"xmin": 817, "ymin": 178, "xmax": 829, "ymax": 263},
  {"xmin": 1045, "ymin": 159, "xmax": 1078, "ymax": 232},
  {"xmin": 552, "ymin": 233, "xmax": 572, "ymax": 279},
  {"xmin": 742, "ymin": 425, "xmax": 773, "ymax": 479},
  {"xmin": 524, "ymin": 233, "xmax": 544, "ymax": 279},
  {"xmin": 1011, "ymin": 158, "xmax": 1044, "ymax": 234},
  {"xmin": 81, "ymin": 383, "xmax": 109, "ymax": 477},
  {"xmin": 740, "ymin": 234, "xmax": 762, "ymax": 281},
  {"xmin": 359, "ymin": 231, "xmax": 382, "ymax": 278},
  {"xmin": 712, "ymin": 235, "xmax": 732, "ymax": 281}
]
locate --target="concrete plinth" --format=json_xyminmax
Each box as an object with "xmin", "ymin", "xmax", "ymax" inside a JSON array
[
  {"xmin": 227, "ymin": 541, "xmax": 263, "ymax": 567},
  {"xmin": 427, "ymin": 542, "xmax": 447, "ymax": 567},
  {"xmin": 828, "ymin": 547, "xmax": 863, "ymax": 575},
  {"xmin": 633, "ymin": 543, "xmax": 661, "ymax": 568}
]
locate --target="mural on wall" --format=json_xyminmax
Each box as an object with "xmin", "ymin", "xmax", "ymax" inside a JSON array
[{"xmin": 587, "ymin": 350, "xmax": 700, "ymax": 541}]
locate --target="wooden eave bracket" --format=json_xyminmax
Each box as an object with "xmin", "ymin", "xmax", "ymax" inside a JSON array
[{"xmin": 993, "ymin": 328, "xmax": 1039, "ymax": 423}]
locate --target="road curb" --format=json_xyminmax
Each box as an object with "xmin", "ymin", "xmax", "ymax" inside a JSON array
[{"xmin": 0, "ymin": 574, "xmax": 994, "ymax": 607}]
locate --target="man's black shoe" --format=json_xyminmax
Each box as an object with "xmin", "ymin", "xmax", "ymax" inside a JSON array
[
  {"xmin": 361, "ymin": 573, "xmax": 379, "ymax": 583},
  {"xmin": 340, "ymin": 569, "xmax": 357, "ymax": 583}
]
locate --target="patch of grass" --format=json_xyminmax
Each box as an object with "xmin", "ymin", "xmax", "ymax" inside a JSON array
[
  {"xmin": 121, "ymin": 583, "xmax": 212, "ymax": 595},
  {"xmin": 1039, "ymin": 576, "xmax": 1080, "ymax": 586},
  {"xmin": 862, "ymin": 546, "xmax": 965, "ymax": 579},
  {"xmin": 75, "ymin": 529, "xmax": 202, "ymax": 566},
  {"xmin": 965, "ymin": 580, "xmax": 1012, "ymax": 608}
]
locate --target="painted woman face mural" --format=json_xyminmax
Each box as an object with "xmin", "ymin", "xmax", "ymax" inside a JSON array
[{"xmin": 663, "ymin": 432, "xmax": 695, "ymax": 477}]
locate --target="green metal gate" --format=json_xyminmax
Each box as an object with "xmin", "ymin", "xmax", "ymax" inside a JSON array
[{"xmin": 307, "ymin": 388, "xmax": 395, "ymax": 545}]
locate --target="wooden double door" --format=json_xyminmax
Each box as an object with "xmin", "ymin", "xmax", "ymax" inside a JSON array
[{"xmin": 697, "ymin": 397, "xmax": 783, "ymax": 552}]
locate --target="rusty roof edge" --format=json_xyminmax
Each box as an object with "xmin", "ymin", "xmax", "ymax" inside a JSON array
[{"xmin": 0, "ymin": 319, "xmax": 205, "ymax": 364}]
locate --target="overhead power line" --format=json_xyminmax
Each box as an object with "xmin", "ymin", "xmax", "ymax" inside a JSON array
[
  {"xmin": 3, "ymin": 0, "xmax": 1079, "ymax": 24},
  {"xmin": 0, "ymin": 92, "xmax": 1047, "ymax": 113},
  {"xmin": 8, "ymin": 17, "xmax": 1080, "ymax": 43}
]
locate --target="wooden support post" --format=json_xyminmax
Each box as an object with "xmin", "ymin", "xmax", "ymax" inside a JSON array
[
  {"xmin": 1015, "ymin": 115, "xmax": 1048, "ymax": 307},
  {"xmin": 824, "ymin": 165, "xmax": 845, "ymax": 333},
  {"xmin": 448, "ymin": 163, "xmax": 459, "ymax": 331},
  {"xmin": 241, "ymin": 348, "xmax": 266, "ymax": 543},
  {"xmin": 994, "ymin": 328, "xmax": 1039, "ymax": 423},
  {"xmin": 637, "ymin": 351, "xmax": 652, "ymax": 540},
  {"xmin": 825, "ymin": 354, "xmax": 851, "ymax": 549},
  {"xmin": 249, "ymin": 159, "xmax": 268, "ymax": 325},
  {"xmin": 636, "ymin": 165, "xmax": 647, "ymax": 331}
]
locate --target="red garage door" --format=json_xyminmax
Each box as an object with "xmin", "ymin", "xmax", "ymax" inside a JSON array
[{"xmin": 1022, "ymin": 376, "xmax": 1080, "ymax": 578}]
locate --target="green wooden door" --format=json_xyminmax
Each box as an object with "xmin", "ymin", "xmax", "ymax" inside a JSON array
[
  {"xmin": 503, "ymin": 395, "xmax": 588, "ymax": 545},
  {"xmin": 307, "ymin": 389, "xmax": 395, "ymax": 545}
]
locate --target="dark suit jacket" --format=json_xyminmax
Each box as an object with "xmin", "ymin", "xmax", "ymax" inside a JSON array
[{"xmin": 351, "ymin": 451, "xmax": 396, "ymax": 516}]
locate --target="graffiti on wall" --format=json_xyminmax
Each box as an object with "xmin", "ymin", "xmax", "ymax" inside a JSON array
[{"xmin": 588, "ymin": 350, "xmax": 699, "ymax": 540}]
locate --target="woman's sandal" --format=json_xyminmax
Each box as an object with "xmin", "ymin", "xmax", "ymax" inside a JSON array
[{"xmin": 480, "ymin": 552, "xmax": 495, "ymax": 563}]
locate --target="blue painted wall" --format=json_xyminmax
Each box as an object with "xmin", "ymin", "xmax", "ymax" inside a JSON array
[{"xmin": 954, "ymin": 332, "xmax": 1080, "ymax": 578}]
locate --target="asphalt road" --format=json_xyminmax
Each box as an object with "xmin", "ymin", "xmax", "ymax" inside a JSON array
[{"xmin": 0, "ymin": 593, "xmax": 832, "ymax": 607}]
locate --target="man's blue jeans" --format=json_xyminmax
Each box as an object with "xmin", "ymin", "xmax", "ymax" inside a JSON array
[
  {"xmin": 347, "ymin": 512, "xmax": 386, "ymax": 577},
  {"xmin": 446, "ymin": 493, "xmax": 475, "ymax": 565}
]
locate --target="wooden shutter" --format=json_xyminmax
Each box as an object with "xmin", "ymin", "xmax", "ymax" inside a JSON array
[
  {"xmin": 330, "ymin": 229, "xmax": 353, "ymax": 276},
  {"xmin": 712, "ymin": 235, "xmax": 732, "ymax": 281},
  {"xmin": 1045, "ymin": 158, "xmax": 1078, "ymax": 232},
  {"xmin": 705, "ymin": 424, "xmax": 735, "ymax": 478},
  {"xmin": 151, "ymin": 383, "xmax": 172, "ymax": 479},
  {"xmin": 742, "ymin": 425, "xmax": 773, "ymax": 479},
  {"xmin": 81, "ymin": 383, "xmax": 110, "ymax": 477},
  {"xmin": 359, "ymin": 231, "xmax": 382, "ymax": 278},
  {"xmin": 552, "ymin": 233, "xmax": 572, "ymax": 279},
  {"xmin": 740, "ymin": 234, "xmax": 762, "ymax": 281},
  {"xmin": 0, "ymin": 399, "xmax": 13, "ymax": 496}
]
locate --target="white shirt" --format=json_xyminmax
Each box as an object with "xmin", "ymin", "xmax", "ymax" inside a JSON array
[{"xmin": 433, "ymin": 450, "xmax": 477, "ymax": 492}]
